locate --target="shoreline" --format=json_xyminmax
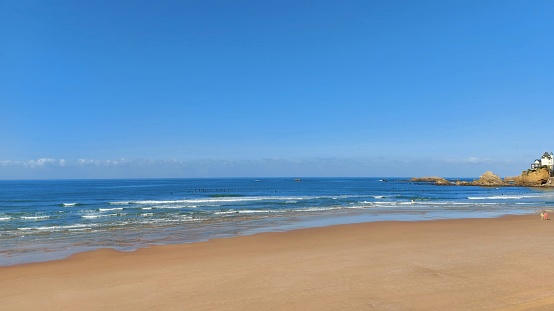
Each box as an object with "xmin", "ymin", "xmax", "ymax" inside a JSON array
[
  {"xmin": 3, "ymin": 178, "xmax": 551, "ymax": 268},
  {"xmin": 3, "ymin": 214, "xmax": 554, "ymax": 310},
  {"xmin": 1, "ymin": 210, "xmax": 540, "ymax": 267}
]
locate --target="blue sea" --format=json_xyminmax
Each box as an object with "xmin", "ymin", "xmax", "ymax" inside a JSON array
[{"xmin": 1, "ymin": 178, "xmax": 553, "ymax": 266}]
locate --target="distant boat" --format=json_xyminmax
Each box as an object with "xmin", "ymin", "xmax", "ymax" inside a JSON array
[{"xmin": 294, "ymin": 178, "xmax": 302, "ymax": 182}]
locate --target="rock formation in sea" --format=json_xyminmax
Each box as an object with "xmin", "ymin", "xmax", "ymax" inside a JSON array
[
  {"xmin": 410, "ymin": 177, "xmax": 452, "ymax": 185},
  {"xmin": 451, "ymin": 171, "xmax": 506, "ymax": 187},
  {"xmin": 473, "ymin": 171, "xmax": 505, "ymax": 186},
  {"xmin": 412, "ymin": 168, "xmax": 553, "ymax": 187}
]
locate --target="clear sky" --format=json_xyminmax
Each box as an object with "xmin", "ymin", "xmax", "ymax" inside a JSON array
[{"xmin": 1, "ymin": 0, "xmax": 553, "ymax": 179}]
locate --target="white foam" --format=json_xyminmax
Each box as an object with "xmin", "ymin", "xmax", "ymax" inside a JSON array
[
  {"xmin": 99, "ymin": 207, "xmax": 123, "ymax": 212},
  {"xmin": 63, "ymin": 203, "xmax": 78, "ymax": 207},
  {"xmin": 468, "ymin": 195, "xmax": 541, "ymax": 200},
  {"xmin": 68, "ymin": 227, "xmax": 92, "ymax": 232},
  {"xmin": 215, "ymin": 209, "xmax": 275, "ymax": 215},
  {"xmin": 371, "ymin": 202, "xmax": 392, "ymax": 207},
  {"xmin": 0, "ymin": 216, "xmax": 11, "ymax": 221},
  {"xmin": 17, "ymin": 223, "xmax": 91, "ymax": 232},
  {"xmin": 235, "ymin": 210, "xmax": 273, "ymax": 214},
  {"xmin": 21, "ymin": 215, "xmax": 49, "ymax": 220},
  {"xmin": 214, "ymin": 210, "xmax": 240, "ymax": 215},
  {"xmin": 108, "ymin": 196, "xmax": 345, "ymax": 207},
  {"xmin": 135, "ymin": 215, "xmax": 196, "ymax": 224},
  {"xmin": 82, "ymin": 215, "xmax": 101, "ymax": 219},
  {"xmin": 140, "ymin": 199, "xmax": 192, "ymax": 204},
  {"xmin": 82, "ymin": 213, "xmax": 117, "ymax": 219},
  {"xmin": 397, "ymin": 201, "xmax": 417, "ymax": 205}
]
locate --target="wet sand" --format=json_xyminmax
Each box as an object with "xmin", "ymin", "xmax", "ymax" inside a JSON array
[{"xmin": 2, "ymin": 214, "xmax": 554, "ymax": 310}]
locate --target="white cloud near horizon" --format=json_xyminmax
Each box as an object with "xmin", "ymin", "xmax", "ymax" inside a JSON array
[
  {"xmin": 0, "ymin": 158, "xmax": 66, "ymax": 168},
  {"xmin": 0, "ymin": 156, "xmax": 530, "ymax": 179},
  {"xmin": 78, "ymin": 158, "xmax": 132, "ymax": 166},
  {"xmin": 0, "ymin": 156, "xmax": 522, "ymax": 168}
]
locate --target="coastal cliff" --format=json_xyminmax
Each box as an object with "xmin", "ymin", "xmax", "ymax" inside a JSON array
[{"xmin": 513, "ymin": 168, "xmax": 551, "ymax": 186}]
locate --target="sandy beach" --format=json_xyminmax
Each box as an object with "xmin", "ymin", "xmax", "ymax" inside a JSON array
[{"xmin": 2, "ymin": 214, "xmax": 554, "ymax": 310}]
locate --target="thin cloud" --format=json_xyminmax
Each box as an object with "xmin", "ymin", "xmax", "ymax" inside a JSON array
[
  {"xmin": 77, "ymin": 158, "xmax": 144, "ymax": 166},
  {"xmin": 0, "ymin": 158, "xmax": 66, "ymax": 168},
  {"xmin": 0, "ymin": 156, "xmax": 522, "ymax": 179}
]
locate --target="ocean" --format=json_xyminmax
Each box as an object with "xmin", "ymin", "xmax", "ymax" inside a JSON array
[{"xmin": 1, "ymin": 178, "xmax": 553, "ymax": 266}]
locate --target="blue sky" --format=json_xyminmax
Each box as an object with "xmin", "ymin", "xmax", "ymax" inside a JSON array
[{"xmin": 1, "ymin": 0, "xmax": 553, "ymax": 179}]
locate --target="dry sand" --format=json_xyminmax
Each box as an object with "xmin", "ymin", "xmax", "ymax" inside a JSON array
[{"xmin": 2, "ymin": 215, "xmax": 554, "ymax": 310}]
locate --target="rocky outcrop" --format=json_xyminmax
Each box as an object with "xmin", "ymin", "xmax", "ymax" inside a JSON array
[
  {"xmin": 434, "ymin": 178, "xmax": 453, "ymax": 185},
  {"xmin": 513, "ymin": 168, "xmax": 551, "ymax": 186},
  {"xmin": 412, "ymin": 168, "xmax": 553, "ymax": 187},
  {"xmin": 411, "ymin": 177, "xmax": 444, "ymax": 182},
  {"xmin": 452, "ymin": 171, "xmax": 507, "ymax": 186},
  {"xmin": 471, "ymin": 171, "xmax": 506, "ymax": 186},
  {"xmin": 411, "ymin": 177, "xmax": 452, "ymax": 185}
]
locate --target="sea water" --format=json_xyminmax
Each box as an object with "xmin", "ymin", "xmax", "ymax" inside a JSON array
[{"xmin": 1, "ymin": 178, "xmax": 553, "ymax": 265}]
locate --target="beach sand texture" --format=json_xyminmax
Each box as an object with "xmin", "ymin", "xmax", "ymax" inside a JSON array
[{"xmin": 2, "ymin": 215, "xmax": 554, "ymax": 310}]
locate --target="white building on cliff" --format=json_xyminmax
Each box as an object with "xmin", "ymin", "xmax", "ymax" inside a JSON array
[{"xmin": 531, "ymin": 152, "xmax": 554, "ymax": 176}]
